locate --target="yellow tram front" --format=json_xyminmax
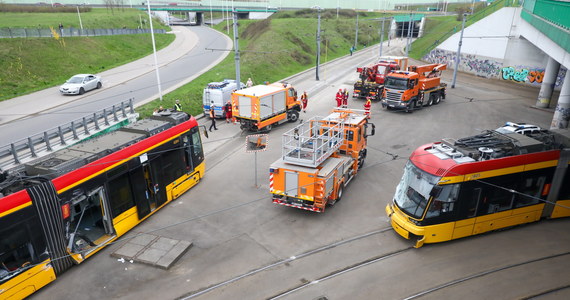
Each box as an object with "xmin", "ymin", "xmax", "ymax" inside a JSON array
[{"xmin": 386, "ymin": 125, "xmax": 570, "ymax": 248}]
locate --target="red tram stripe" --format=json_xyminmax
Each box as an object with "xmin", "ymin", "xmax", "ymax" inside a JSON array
[{"xmin": 0, "ymin": 190, "xmax": 32, "ymax": 216}]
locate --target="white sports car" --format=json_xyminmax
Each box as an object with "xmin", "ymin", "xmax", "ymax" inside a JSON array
[{"xmin": 59, "ymin": 74, "xmax": 102, "ymax": 95}]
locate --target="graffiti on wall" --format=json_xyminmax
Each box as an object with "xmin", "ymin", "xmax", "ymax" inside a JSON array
[
  {"xmin": 501, "ymin": 67, "xmax": 530, "ymax": 82},
  {"xmin": 528, "ymin": 70, "xmax": 544, "ymax": 83},
  {"xmin": 501, "ymin": 66, "xmax": 547, "ymax": 84},
  {"xmin": 423, "ymin": 48, "xmax": 567, "ymax": 88},
  {"xmin": 423, "ymin": 49, "xmax": 501, "ymax": 78}
]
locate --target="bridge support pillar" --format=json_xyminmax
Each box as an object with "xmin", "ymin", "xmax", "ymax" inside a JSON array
[
  {"xmin": 551, "ymin": 71, "xmax": 570, "ymax": 129},
  {"xmin": 536, "ymin": 57, "xmax": 560, "ymax": 108}
]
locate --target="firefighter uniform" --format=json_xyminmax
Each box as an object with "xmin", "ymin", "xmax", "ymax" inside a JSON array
[
  {"xmin": 364, "ymin": 98, "xmax": 371, "ymax": 119},
  {"xmin": 335, "ymin": 89, "xmax": 343, "ymax": 107}
]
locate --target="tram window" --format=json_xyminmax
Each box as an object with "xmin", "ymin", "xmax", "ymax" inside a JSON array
[
  {"xmin": 182, "ymin": 134, "xmax": 194, "ymax": 171},
  {"xmin": 107, "ymin": 173, "xmax": 135, "ymax": 218},
  {"xmin": 486, "ymin": 186, "xmax": 514, "ymax": 213},
  {"xmin": 467, "ymin": 188, "xmax": 482, "ymax": 218},
  {"xmin": 189, "ymin": 129, "xmax": 204, "ymax": 167},
  {"xmin": 426, "ymin": 184, "xmax": 459, "ymax": 218},
  {"xmin": 559, "ymin": 171, "xmax": 570, "ymax": 200},
  {"xmin": 516, "ymin": 176, "xmax": 545, "ymax": 207},
  {"xmin": 161, "ymin": 146, "xmax": 185, "ymax": 184},
  {"xmin": 0, "ymin": 210, "xmax": 47, "ymax": 282}
]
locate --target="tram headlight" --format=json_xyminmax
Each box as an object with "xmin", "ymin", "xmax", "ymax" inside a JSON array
[{"xmin": 409, "ymin": 218, "xmax": 420, "ymax": 225}]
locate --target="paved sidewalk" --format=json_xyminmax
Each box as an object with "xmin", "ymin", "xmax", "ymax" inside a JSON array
[{"xmin": 0, "ymin": 26, "xmax": 199, "ymax": 126}]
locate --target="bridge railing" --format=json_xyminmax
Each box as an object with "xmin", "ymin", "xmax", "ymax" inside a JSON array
[{"xmin": 0, "ymin": 99, "xmax": 138, "ymax": 174}]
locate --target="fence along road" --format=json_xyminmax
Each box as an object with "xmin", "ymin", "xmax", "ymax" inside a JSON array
[{"xmin": 0, "ymin": 27, "xmax": 166, "ymax": 38}]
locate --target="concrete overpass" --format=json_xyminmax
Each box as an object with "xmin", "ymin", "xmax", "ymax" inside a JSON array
[{"xmin": 143, "ymin": 6, "xmax": 277, "ymax": 25}]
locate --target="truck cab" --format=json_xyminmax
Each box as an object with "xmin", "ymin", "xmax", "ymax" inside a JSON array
[{"xmin": 382, "ymin": 64, "xmax": 447, "ymax": 112}]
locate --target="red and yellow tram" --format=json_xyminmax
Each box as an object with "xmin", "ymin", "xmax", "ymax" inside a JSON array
[
  {"xmin": 386, "ymin": 123, "xmax": 570, "ymax": 247},
  {"xmin": 0, "ymin": 112, "xmax": 205, "ymax": 299}
]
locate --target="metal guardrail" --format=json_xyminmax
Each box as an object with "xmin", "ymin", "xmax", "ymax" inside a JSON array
[
  {"xmin": 0, "ymin": 27, "xmax": 166, "ymax": 39},
  {"xmin": 0, "ymin": 99, "xmax": 138, "ymax": 173},
  {"xmin": 282, "ymin": 116, "xmax": 345, "ymax": 168}
]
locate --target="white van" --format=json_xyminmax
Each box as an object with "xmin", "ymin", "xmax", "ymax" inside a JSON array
[{"xmin": 203, "ymin": 80, "xmax": 244, "ymax": 118}]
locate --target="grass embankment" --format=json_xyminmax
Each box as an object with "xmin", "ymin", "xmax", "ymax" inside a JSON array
[
  {"xmin": 0, "ymin": 6, "xmax": 170, "ymax": 29},
  {"xmin": 137, "ymin": 9, "xmax": 394, "ymax": 118},
  {"xmin": 409, "ymin": 0, "xmax": 512, "ymax": 59},
  {"xmin": 0, "ymin": 7, "xmax": 172, "ymax": 100}
]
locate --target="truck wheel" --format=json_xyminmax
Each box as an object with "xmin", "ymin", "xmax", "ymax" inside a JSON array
[
  {"xmin": 264, "ymin": 124, "xmax": 273, "ymax": 132},
  {"xmin": 358, "ymin": 149, "xmax": 367, "ymax": 169},
  {"xmin": 288, "ymin": 110, "xmax": 299, "ymax": 122},
  {"xmin": 328, "ymin": 185, "xmax": 344, "ymax": 207},
  {"xmin": 433, "ymin": 93, "xmax": 442, "ymax": 105},
  {"xmin": 406, "ymin": 101, "xmax": 415, "ymax": 113},
  {"xmin": 427, "ymin": 94, "xmax": 434, "ymax": 106},
  {"xmin": 336, "ymin": 185, "xmax": 344, "ymax": 202}
]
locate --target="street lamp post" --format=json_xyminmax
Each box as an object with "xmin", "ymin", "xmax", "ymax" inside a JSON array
[
  {"xmin": 354, "ymin": 13, "xmax": 359, "ymax": 50},
  {"xmin": 314, "ymin": 6, "xmax": 322, "ymax": 81},
  {"xmin": 233, "ymin": 8, "xmax": 241, "ymax": 86},
  {"xmin": 405, "ymin": 13, "xmax": 413, "ymax": 56},
  {"xmin": 76, "ymin": 6, "xmax": 83, "ymax": 30},
  {"xmin": 379, "ymin": 18, "xmax": 385, "ymax": 57},
  {"xmin": 146, "ymin": 1, "xmax": 163, "ymax": 100},
  {"xmin": 451, "ymin": 13, "xmax": 467, "ymax": 88}
]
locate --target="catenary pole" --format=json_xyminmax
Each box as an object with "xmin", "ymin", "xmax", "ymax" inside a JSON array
[
  {"xmin": 233, "ymin": 8, "xmax": 240, "ymax": 86},
  {"xmin": 147, "ymin": 1, "xmax": 163, "ymax": 100},
  {"xmin": 451, "ymin": 13, "xmax": 467, "ymax": 88}
]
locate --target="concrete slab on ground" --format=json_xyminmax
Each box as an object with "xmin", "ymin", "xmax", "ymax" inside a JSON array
[{"xmin": 111, "ymin": 233, "xmax": 192, "ymax": 270}]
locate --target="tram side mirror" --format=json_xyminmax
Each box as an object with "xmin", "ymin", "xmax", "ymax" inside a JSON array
[
  {"xmin": 430, "ymin": 186, "xmax": 443, "ymax": 198},
  {"xmin": 200, "ymin": 125, "xmax": 209, "ymax": 139}
]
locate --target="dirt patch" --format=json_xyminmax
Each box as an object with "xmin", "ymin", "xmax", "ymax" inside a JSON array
[
  {"xmin": 290, "ymin": 50, "xmax": 311, "ymax": 65},
  {"xmin": 284, "ymin": 31, "xmax": 311, "ymax": 53},
  {"xmin": 242, "ymin": 18, "xmax": 271, "ymax": 40}
]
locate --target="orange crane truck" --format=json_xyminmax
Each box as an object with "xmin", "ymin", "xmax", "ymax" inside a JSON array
[
  {"xmin": 269, "ymin": 108, "xmax": 375, "ymax": 212},
  {"xmin": 381, "ymin": 63, "xmax": 447, "ymax": 113},
  {"xmin": 232, "ymin": 83, "xmax": 301, "ymax": 132},
  {"xmin": 353, "ymin": 56, "xmax": 408, "ymax": 101}
]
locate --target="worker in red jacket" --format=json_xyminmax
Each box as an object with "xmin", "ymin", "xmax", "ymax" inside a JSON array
[
  {"xmin": 335, "ymin": 89, "xmax": 343, "ymax": 107},
  {"xmin": 342, "ymin": 88, "xmax": 349, "ymax": 107},
  {"xmin": 364, "ymin": 97, "xmax": 372, "ymax": 119}
]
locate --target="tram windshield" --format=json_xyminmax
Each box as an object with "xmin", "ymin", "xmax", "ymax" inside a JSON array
[{"xmin": 394, "ymin": 161, "xmax": 441, "ymax": 219}]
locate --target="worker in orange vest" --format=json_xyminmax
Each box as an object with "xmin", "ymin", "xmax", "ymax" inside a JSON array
[
  {"xmin": 335, "ymin": 89, "xmax": 343, "ymax": 107},
  {"xmin": 364, "ymin": 97, "xmax": 372, "ymax": 119}
]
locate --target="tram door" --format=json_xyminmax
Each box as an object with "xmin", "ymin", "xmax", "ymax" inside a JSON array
[
  {"xmin": 68, "ymin": 187, "xmax": 115, "ymax": 258},
  {"xmin": 131, "ymin": 156, "xmax": 167, "ymax": 220}
]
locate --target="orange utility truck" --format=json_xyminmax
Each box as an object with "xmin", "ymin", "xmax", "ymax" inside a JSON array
[
  {"xmin": 381, "ymin": 63, "xmax": 447, "ymax": 112},
  {"xmin": 269, "ymin": 108, "xmax": 375, "ymax": 212},
  {"xmin": 232, "ymin": 83, "xmax": 301, "ymax": 132}
]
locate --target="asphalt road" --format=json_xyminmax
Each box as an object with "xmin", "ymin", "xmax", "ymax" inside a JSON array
[
  {"xmin": 0, "ymin": 25, "xmax": 231, "ymax": 145},
  {"xmin": 31, "ymin": 37, "xmax": 570, "ymax": 299}
]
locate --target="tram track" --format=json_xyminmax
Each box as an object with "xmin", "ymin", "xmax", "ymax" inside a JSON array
[
  {"xmin": 267, "ymin": 246, "xmax": 414, "ymax": 300},
  {"xmin": 178, "ymin": 227, "xmax": 398, "ymax": 299},
  {"xmin": 403, "ymin": 251, "xmax": 570, "ymax": 299}
]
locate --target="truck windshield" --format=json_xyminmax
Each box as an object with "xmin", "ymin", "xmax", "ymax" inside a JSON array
[
  {"xmin": 377, "ymin": 66, "xmax": 387, "ymax": 74},
  {"xmin": 393, "ymin": 161, "xmax": 440, "ymax": 219},
  {"xmin": 385, "ymin": 77, "xmax": 408, "ymax": 89}
]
